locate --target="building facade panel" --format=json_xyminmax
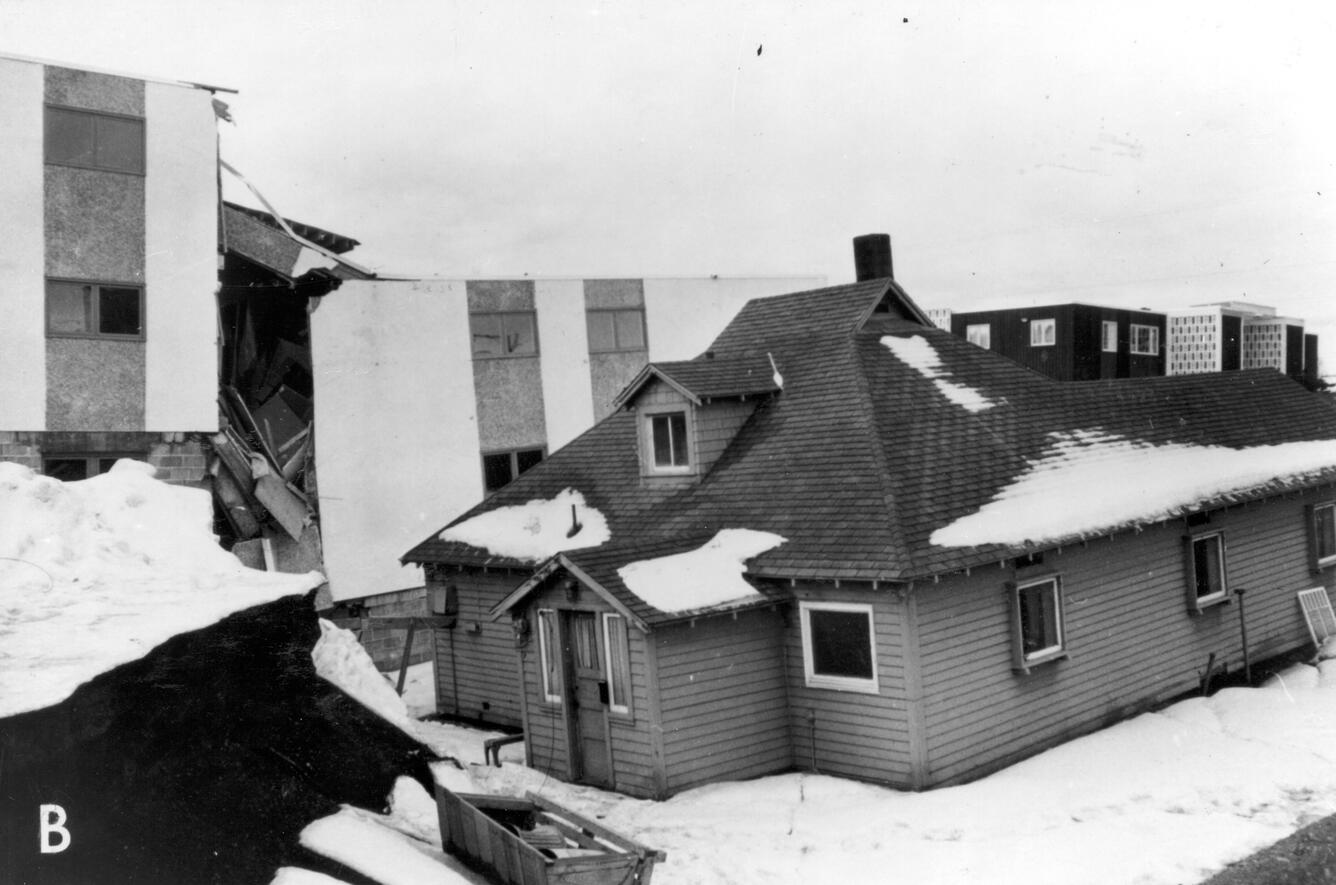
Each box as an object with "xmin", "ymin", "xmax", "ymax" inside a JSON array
[
  {"xmin": 0, "ymin": 57, "xmax": 47, "ymax": 429},
  {"xmin": 535, "ymin": 279, "xmax": 594, "ymax": 451}
]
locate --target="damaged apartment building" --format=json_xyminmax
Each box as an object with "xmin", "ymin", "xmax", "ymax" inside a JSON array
[{"xmin": 1, "ymin": 53, "xmax": 822, "ymax": 670}]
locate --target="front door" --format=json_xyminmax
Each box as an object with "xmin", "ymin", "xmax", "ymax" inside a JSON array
[{"xmin": 565, "ymin": 611, "xmax": 612, "ymax": 787}]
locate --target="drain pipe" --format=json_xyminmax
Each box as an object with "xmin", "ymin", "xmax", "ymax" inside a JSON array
[{"xmin": 1235, "ymin": 587, "xmax": 1251, "ymax": 684}]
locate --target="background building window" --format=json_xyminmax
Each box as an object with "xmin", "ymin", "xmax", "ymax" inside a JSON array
[
  {"xmin": 45, "ymin": 106, "xmax": 145, "ymax": 174},
  {"xmin": 965, "ymin": 324, "xmax": 991, "ymax": 349},
  {"xmin": 470, "ymin": 311, "xmax": 538, "ymax": 357},
  {"xmin": 1102, "ymin": 321, "xmax": 1118, "ymax": 353},
  {"xmin": 1030, "ymin": 318, "xmax": 1056, "ymax": 346},
  {"xmin": 1011, "ymin": 577, "xmax": 1064, "ymax": 668},
  {"xmin": 1131, "ymin": 324, "xmax": 1160, "ymax": 356},
  {"xmin": 650, "ymin": 412, "xmax": 689, "ymax": 469},
  {"xmin": 46, "ymin": 280, "xmax": 143, "ymax": 339},
  {"xmin": 481, "ymin": 447, "xmax": 544, "ymax": 492},
  {"xmin": 42, "ymin": 454, "xmax": 137, "ymax": 482},
  {"xmin": 587, "ymin": 308, "xmax": 647, "ymax": 353},
  {"xmin": 799, "ymin": 601, "xmax": 879, "ymax": 693}
]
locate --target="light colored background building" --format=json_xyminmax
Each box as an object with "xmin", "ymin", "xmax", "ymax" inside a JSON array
[{"xmin": 0, "ymin": 55, "xmax": 220, "ymax": 482}]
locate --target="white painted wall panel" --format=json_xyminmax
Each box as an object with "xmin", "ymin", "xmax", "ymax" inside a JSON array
[
  {"xmin": 312, "ymin": 280, "xmax": 482, "ymax": 601},
  {"xmin": 643, "ymin": 277, "xmax": 824, "ymax": 361},
  {"xmin": 535, "ymin": 279, "xmax": 594, "ymax": 451},
  {"xmin": 144, "ymin": 82, "xmax": 219, "ymax": 431},
  {"xmin": 0, "ymin": 58, "xmax": 47, "ymax": 429}
]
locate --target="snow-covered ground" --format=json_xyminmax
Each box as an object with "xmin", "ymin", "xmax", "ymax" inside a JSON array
[
  {"xmin": 310, "ymin": 617, "xmax": 1336, "ymax": 885},
  {"xmin": 0, "ymin": 460, "xmax": 322, "ymax": 717}
]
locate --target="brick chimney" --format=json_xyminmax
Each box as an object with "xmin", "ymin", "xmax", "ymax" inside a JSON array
[{"xmin": 853, "ymin": 234, "xmax": 893, "ymax": 281}]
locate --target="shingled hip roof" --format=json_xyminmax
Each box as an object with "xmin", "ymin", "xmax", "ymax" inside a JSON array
[{"xmin": 404, "ymin": 278, "xmax": 1336, "ymax": 600}]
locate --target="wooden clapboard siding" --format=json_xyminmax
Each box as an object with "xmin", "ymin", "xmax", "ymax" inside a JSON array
[
  {"xmin": 781, "ymin": 583, "xmax": 916, "ymax": 788},
  {"xmin": 656, "ymin": 608, "xmax": 791, "ymax": 794},
  {"xmin": 433, "ymin": 570, "xmax": 527, "ymax": 727},
  {"xmin": 916, "ymin": 492, "xmax": 1336, "ymax": 787}
]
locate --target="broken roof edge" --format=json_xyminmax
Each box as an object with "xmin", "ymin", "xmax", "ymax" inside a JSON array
[{"xmin": 0, "ymin": 51, "xmax": 237, "ymax": 92}]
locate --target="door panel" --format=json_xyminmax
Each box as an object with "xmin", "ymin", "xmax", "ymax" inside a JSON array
[{"xmin": 566, "ymin": 611, "xmax": 612, "ymax": 787}]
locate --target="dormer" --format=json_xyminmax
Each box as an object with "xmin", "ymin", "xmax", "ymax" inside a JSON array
[{"xmin": 612, "ymin": 355, "xmax": 780, "ymax": 484}]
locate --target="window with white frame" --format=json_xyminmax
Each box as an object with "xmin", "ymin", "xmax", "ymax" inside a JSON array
[
  {"xmin": 799, "ymin": 601, "xmax": 879, "ymax": 693},
  {"xmin": 1186, "ymin": 532, "xmax": 1229, "ymax": 609},
  {"xmin": 1130, "ymin": 324, "xmax": 1160, "ymax": 356},
  {"xmin": 648, "ymin": 411, "xmax": 690, "ymax": 471},
  {"xmin": 1102, "ymin": 321, "xmax": 1118, "ymax": 353},
  {"xmin": 1010, "ymin": 576, "xmax": 1066, "ymax": 670},
  {"xmin": 1030, "ymin": 318, "xmax": 1056, "ymax": 347},
  {"xmin": 965, "ymin": 324, "xmax": 991, "ymax": 349},
  {"xmin": 1312, "ymin": 504, "xmax": 1336, "ymax": 570},
  {"xmin": 536, "ymin": 609, "xmax": 562, "ymax": 703},
  {"xmin": 602, "ymin": 613, "xmax": 632, "ymax": 715}
]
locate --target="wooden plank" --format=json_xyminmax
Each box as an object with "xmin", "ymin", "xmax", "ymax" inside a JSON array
[
  {"xmin": 526, "ymin": 793, "xmax": 663, "ymax": 859},
  {"xmin": 1298, "ymin": 587, "xmax": 1336, "ymax": 648}
]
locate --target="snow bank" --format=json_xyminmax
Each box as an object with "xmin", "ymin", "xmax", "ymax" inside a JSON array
[
  {"xmin": 311, "ymin": 618, "xmax": 416, "ymax": 737},
  {"xmin": 618, "ymin": 529, "xmax": 786, "ymax": 613},
  {"xmin": 298, "ymin": 806, "xmax": 483, "ymax": 885},
  {"xmin": 933, "ymin": 430, "xmax": 1336, "ymax": 547},
  {"xmin": 0, "ymin": 460, "xmax": 322, "ymax": 718},
  {"xmin": 434, "ymin": 657, "xmax": 1336, "ymax": 885},
  {"xmin": 881, "ymin": 334, "xmax": 995, "ymax": 412},
  {"xmin": 438, "ymin": 488, "xmax": 610, "ymax": 562}
]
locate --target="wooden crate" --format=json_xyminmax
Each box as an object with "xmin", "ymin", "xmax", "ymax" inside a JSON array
[{"xmin": 435, "ymin": 784, "xmax": 664, "ymax": 885}]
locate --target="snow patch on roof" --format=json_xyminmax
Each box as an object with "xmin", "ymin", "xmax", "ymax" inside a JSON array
[
  {"xmin": 932, "ymin": 430, "xmax": 1336, "ymax": 548},
  {"xmin": 881, "ymin": 334, "xmax": 995, "ymax": 412},
  {"xmin": 0, "ymin": 460, "xmax": 322, "ymax": 718},
  {"xmin": 618, "ymin": 529, "xmax": 786, "ymax": 614},
  {"xmin": 439, "ymin": 488, "xmax": 610, "ymax": 563}
]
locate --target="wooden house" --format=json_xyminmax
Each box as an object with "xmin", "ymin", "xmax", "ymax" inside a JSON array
[{"xmin": 404, "ymin": 242, "xmax": 1336, "ymax": 798}]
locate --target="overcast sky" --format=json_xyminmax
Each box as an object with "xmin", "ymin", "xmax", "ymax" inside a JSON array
[{"xmin": 5, "ymin": 1, "xmax": 1335, "ymax": 364}]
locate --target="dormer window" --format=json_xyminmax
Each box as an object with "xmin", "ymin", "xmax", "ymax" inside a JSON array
[{"xmin": 650, "ymin": 412, "xmax": 690, "ymax": 471}]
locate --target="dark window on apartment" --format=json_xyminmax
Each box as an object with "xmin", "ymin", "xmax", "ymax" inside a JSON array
[
  {"xmin": 470, "ymin": 311, "xmax": 538, "ymax": 358},
  {"xmin": 1130, "ymin": 324, "xmax": 1160, "ymax": 356},
  {"xmin": 42, "ymin": 455, "xmax": 132, "ymax": 482},
  {"xmin": 46, "ymin": 280, "xmax": 143, "ymax": 338},
  {"xmin": 587, "ymin": 308, "xmax": 647, "ymax": 353},
  {"xmin": 650, "ymin": 412, "xmax": 689, "ymax": 468},
  {"xmin": 45, "ymin": 106, "xmax": 145, "ymax": 174},
  {"xmin": 481, "ymin": 447, "xmax": 544, "ymax": 492},
  {"xmin": 1187, "ymin": 532, "xmax": 1228, "ymax": 609}
]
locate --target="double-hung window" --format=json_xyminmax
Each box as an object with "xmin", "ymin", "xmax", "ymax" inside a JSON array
[
  {"xmin": 45, "ymin": 106, "xmax": 145, "ymax": 174},
  {"xmin": 1030, "ymin": 318, "xmax": 1056, "ymax": 347},
  {"xmin": 648, "ymin": 412, "xmax": 690, "ymax": 471},
  {"xmin": 1311, "ymin": 503, "xmax": 1336, "ymax": 570},
  {"xmin": 799, "ymin": 601, "xmax": 879, "ymax": 693},
  {"xmin": 1186, "ymin": 532, "xmax": 1229, "ymax": 611},
  {"xmin": 1009, "ymin": 576, "xmax": 1066, "ymax": 671},
  {"xmin": 46, "ymin": 280, "xmax": 143, "ymax": 339},
  {"xmin": 1130, "ymin": 324, "xmax": 1160, "ymax": 356}
]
